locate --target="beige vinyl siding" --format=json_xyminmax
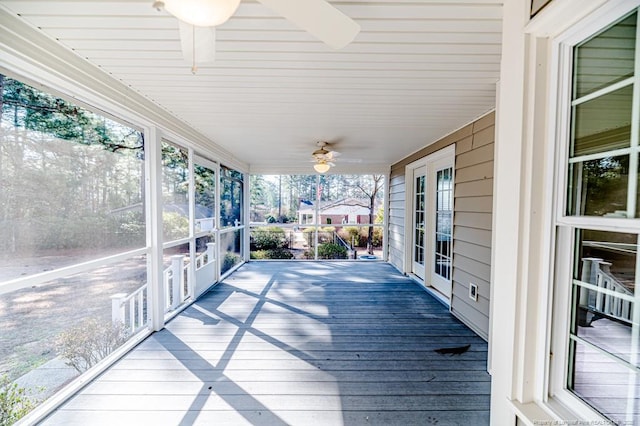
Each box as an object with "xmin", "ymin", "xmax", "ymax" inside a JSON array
[
  {"xmin": 389, "ymin": 111, "xmax": 495, "ymax": 340},
  {"xmin": 451, "ymin": 113, "xmax": 494, "ymax": 340},
  {"xmin": 388, "ymin": 175, "xmax": 406, "ymax": 271}
]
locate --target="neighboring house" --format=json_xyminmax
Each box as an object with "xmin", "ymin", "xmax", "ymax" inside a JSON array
[{"xmin": 297, "ymin": 198, "xmax": 374, "ymax": 225}]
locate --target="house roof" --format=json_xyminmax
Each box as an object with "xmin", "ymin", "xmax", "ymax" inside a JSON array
[{"xmin": 298, "ymin": 197, "xmax": 372, "ymax": 214}]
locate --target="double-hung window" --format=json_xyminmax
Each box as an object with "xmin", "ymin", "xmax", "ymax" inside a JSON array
[{"xmin": 553, "ymin": 8, "xmax": 640, "ymax": 424}]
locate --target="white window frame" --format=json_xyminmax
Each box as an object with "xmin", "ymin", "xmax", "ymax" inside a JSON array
[{"xmin": 549, "ymin": 1, "xmax": 640, "ymax": 421}]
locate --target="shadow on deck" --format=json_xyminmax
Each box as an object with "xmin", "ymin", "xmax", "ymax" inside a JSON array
[{"xmin": 42, "ymin": 261, "xmax": 491, "ymax": 425}]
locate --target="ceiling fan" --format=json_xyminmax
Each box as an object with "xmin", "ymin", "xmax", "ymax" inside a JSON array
[
  {"xmin": 312, "ymin": 141, "xmax": 340, "ymax": 173},
  {"xmin": 152, "ymin": 0, "xmax": 361, "ymax": 72}
]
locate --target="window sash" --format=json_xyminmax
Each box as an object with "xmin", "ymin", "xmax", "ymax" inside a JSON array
[{"xmin": 551, "ymin": 6, "xmax": 640, "ymax": 422}]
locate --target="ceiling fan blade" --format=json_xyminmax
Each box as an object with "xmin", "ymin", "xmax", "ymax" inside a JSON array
[
  {"xmin": 256, "ymin": 0, "xmax": 360, "ymax": 49},
  {"xmin": 327, "ymin": 150, "xmax": 341, "ymax": 159},
  {"xmin": 178, "ymin": 21, "xmax": 216, "ymax": 65}
]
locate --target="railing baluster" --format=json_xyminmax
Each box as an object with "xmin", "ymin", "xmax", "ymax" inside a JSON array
[
  {"xmin": 110, "ymin": 293, "xmax": 127, "ymax": 326},
  {"xmin": 110, "ymin": 284, "xmax": 148, "ymax": 335},
  {"xmin": 165, "ymin": 269, "xmax": 172, "ymax": 311},
  {"xmin": 138, "ymin": 290, "xmax": 144, "ymax": 328},
  {"xmin": 171, "ymin": 255, "xmax": 184, "ymax": 310},
  {"xmin": 129, "ymin": 297, "xmax": 135, "ymax": 333}
]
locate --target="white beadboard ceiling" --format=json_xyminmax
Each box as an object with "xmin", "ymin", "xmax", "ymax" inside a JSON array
[{"xmin": 0, "ymin": 0, "xmax": 502, "ymax": 173}]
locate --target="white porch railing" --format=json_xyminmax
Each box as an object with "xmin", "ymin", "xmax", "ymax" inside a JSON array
[
  {"xmin": 111, "ymin": 242, "xmax": 217, "ymax": 332},
  {"xmin": 195, "ymin": 243, "xmax": 216, "ymax": 271},
  {"xmin": 580, "ymin": 257, "xmax": 633, "ymax": 324},
  {"xmin": 110, "ymin": 285, "xmax": 148, "ymax": 334},
  {"xmin": 165, "ymin": 255, "xmax": 189, "ymax": 311}
]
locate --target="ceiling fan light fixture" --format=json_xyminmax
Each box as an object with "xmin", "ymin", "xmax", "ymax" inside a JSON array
[
  {"xmin": 314, "ymin": 162, "xmax": 331, "ymax": 174},
  {"xmin": 160, "ymin": 0, "xmax": 241, "ymax": 27}
]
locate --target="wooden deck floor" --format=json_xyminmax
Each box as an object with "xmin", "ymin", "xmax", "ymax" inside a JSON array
[{"xmin": 41, "ymin": 262, "xmax": 490, "ymax": 425}]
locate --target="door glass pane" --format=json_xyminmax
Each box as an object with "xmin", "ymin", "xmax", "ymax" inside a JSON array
[
  {"xmin": 162, "ymin": 142, "xmax": 189, "ymax": 241},
  {"xmin": 194, "ymin": 162, "xmax": 216, "ymax": 233},
  {"xmin": 220, "ymin": 166, "xmax": 243, "ymax": 228},
  {"xmin": 414, "ymin": 175, "xmax": 425, "ymax": 266},
  {"xmin": 568, "ymin": 155, "xmax": 629, "ymax": 216},
  {"xmin": 574, "ymin": 12, "xmax": 637, "ymax": 99},
  {"xmin": 434, "ymin": 168, "xmax": 453, "ymax": 280}
]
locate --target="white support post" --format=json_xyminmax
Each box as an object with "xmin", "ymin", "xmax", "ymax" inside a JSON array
[
  {"xmin": 110, "ymin": 293, "xmax": 127, "ymax": 325},
  {"xmin": 146, "ymin": 126, "xmax": 165, "ymax": 331},
  {"xmin": 243, "ymin": 171, "xmax": 250, "ymax": 262},
  {"xmin": 215, "ymin": 163, "xmax": 222, "ymax": 282},
  {"xmin": 188, "ymin": 147, "xmax": 196, "ymax": 299},
  {"xmin": 171, "ymin": 255, "xmax": 184, "ymax": 309},
  {"xmin": 489, "ymin": 0, "xmax": 527, "ymax": 422}
]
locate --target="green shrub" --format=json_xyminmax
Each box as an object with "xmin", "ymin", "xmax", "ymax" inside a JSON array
[
  {"xmin": 250, "ymin": 249, "xmax": 294, "ymax": 260},
  {"xmin": 163, "ymin": 212, "xmax": 189, "ymax": 241},
  {"xmin": 0, "ymin": 375, "xmax": 36, "ymax": 426},
  {"xmin": 337, "ymin": 226, "xmax": 383, "ymax": 248},
  {"xmin": 251, "ymin": 227, "xmax": 288, "ymax": 250},
  {"xmin": 221, "ymin": 252, "xmax": 240, "ymax": 274},
  {"xmin": 317, "ymin": 242, "xmax": 348, "ymax": 259},
  {"xmin": 54, "ymin": 318, "xmax": 129, "ymax": 373},
  {"xmin": 371, "ymin": 227, "xmax": 383, "ymax": 247}
]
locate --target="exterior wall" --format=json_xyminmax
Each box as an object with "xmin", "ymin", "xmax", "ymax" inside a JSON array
[
  {"xmin": 451, "ymin": 113, "xmax": 494, "ymax": 340},
  {"xmin": 387, "ymin": 174, "xmax": 406, "ymax": 271},
  {"xmin": 388, "ymin": 111, "xmax": 495, "ymax": 340},
  {"xmin": 323, "ymin": 215, "xmax": 343, "ymax": 225}
]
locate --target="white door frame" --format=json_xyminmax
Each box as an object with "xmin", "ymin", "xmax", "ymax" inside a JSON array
[
  {"xmin": 411, "ymin": 167, "xmax": 427, "ymax": 280},
  {"xmin": 404, "ymin": 145, "xmax": 455, "ymax": 299}
]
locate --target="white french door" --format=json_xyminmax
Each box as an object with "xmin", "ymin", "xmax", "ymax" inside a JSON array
[
  {"xmin": 408, "ymin": 146, "xmax": 454, "ymax": 300},
  {"xmin": 429, "ymin": 160, "xmax": 453, "ymax": 298},
  {"xmin": 412, "ymin": 168, "xmax": 426, "ymax": 280}
]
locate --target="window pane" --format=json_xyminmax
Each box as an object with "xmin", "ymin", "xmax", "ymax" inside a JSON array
[
  {"xmin": 568, "ymin": 155, "xmax": 629, "ymax": 216},
  {"xmin": 569, "ymin": 340, "xmax": 640, "ymax": 425},
  {"xmin": 220, "ymin": 230, "xmax": 241, "ymax": 275},
  {"xmin": 571, "ymin": 85, "xmax": 633, "ymax": 157},
  {"xmin": 0, "ymin": 76, "xmax": 145, "ymax": 283},
  {"xmin": 569, "ymin": 230, "xmax": 640, "ymax": 424},
  {"xmin": 220, "ymin": 166, "xmax": 243, "ymax": 228},
  {"xmin": 0, "ymin": 255, "xmax": 146, "ymax": 404},
  {"xmin": 162, "ymin": 142, "xmax": 189, "ymax": 241},
  {"xmin": 574, "ymin": 12, "xmax": 636, "ymax": 99}
]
